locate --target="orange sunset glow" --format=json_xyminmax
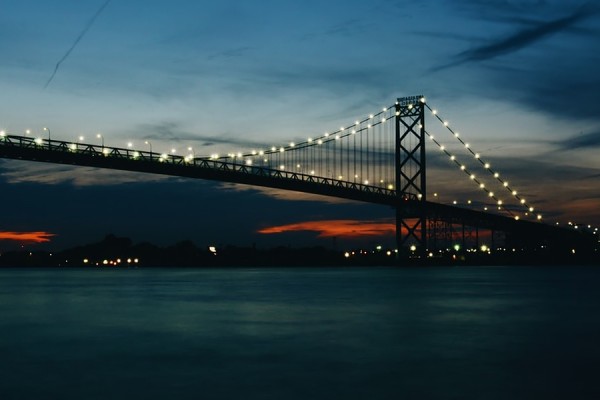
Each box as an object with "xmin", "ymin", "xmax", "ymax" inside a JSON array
[
  {"xmin": 258, "ymin": 220, "xmax": 396, "ymax": 238},
  {"xmin": 0, "ymin": 231, "xmax": 56, "ymax": 243}
]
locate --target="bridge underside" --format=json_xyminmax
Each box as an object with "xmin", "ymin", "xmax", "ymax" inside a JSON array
[{"xmin": 0, "ymin": 139, "xmax": 591, "ymax": 252}]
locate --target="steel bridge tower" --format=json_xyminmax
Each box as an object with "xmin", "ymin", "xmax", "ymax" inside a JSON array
[{"xmin": 395, "ymin": 96, "xmax": 426, "ymax": 256}]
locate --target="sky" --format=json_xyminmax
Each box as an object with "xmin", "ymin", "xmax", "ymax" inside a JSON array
[{"xmin": 1, "ymin": 0, "xmax": 599, "ymax": 250}]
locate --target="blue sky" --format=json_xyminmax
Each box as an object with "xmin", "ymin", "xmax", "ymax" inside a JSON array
[{"xmin": 1, "ymin": 0, "xmax": 599, "ymax": 249}]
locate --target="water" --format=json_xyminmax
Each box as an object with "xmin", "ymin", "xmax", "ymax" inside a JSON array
[{"xmin": 1, "ymin": 266, "xmax": 599, "ymax": 399}]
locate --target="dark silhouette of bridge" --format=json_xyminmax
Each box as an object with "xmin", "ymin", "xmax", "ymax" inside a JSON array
[{"xmin": 0, "ymin": 96, "xmax": 595, "ymax": 257}]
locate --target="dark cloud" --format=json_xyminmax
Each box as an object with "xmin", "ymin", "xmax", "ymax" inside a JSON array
[
  {"xmin": 435, "ymin": 4, "xmax": 595, "ymax": 70},
  {"xmin": 554, "ymin": 131, "xmax": 600, "ymax": 150},
  {"xmin": 0, "ymin": 172, "xmax": 391, "ymax": 250},
  {"xmin": 134, "ymin": 121, "xmax": 266, "ymax": 149},
  {"xmin": 207, "ymin": 46, "xmax": 253, "ymax": 61}
]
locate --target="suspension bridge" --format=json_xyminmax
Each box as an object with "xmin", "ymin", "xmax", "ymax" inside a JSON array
[{"xmin": 0, "ymin": 96, "xmax": 596, "ymax": 258}]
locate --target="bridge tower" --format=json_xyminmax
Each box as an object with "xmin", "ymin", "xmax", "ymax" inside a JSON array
[{"xmin": 395, "ymin": 96, "xmax": 427, "ymax": 256}]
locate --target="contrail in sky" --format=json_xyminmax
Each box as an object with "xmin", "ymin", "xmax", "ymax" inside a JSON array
[{"xmin": 44, "ymin": 0, "xmax": 112, "ymax": 89}]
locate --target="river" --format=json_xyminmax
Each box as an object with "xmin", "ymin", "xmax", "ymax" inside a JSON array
[{"xmin": 1, "ymin": 266, "xmax": 599, "ymax": 399}]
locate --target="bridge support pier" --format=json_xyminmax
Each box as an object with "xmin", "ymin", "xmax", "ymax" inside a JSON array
[{"xmin": 395, "ymin": 96, "xmax": 427, "ymax": 260}]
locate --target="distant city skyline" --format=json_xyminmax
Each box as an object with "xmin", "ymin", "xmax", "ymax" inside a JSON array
[{"xmin": 1, "ymin": 0, "xmax": 599, "ymax": 249}]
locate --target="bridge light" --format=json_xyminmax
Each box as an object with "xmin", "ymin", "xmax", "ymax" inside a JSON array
[
  {"xmin": 367, "ymin": 124, "xmax": 372, "ymax": 129},
  {"xmin": 317, "ymin": 139, "xmax": 323, "ymax": 145},
  {"xmin": 410, "ymin": 245, "xmax": 416, "ymax": 252},
  {"xmin": 364, "ymin": 180, "xmax": 369, "ymax": 185},
  {"xmin": 514, "ymin": 216, "xmax": 520, "ymax": 220},
  {"xmin": 420, "ymin": 97, "xmax": 426, "ymax": 103},
  {"xmin": 338, "ymin": 175, "xmax": 343, "ymax": 179},
  {"xmin": 408, "ymin": 104, "xmax": 413, "ymax": 110},
  {"xmin": 537, "ymin": 214, "xmax": 542, "ymax": 220},
  {"xmin": 335, "ymin": 135, "xmax": 340, "ymax": 140},
  {"xmin": 470, "ymin": 174, "xmax": 475, "ymax": 180},
  {"xmin": 432, "ymin": 110, "xmax": 437, "ymax": 115},
  {"xmin": 355, "ymin": 121, "xmax": 359, "ymax": 125},
  {"xmin": 0, "ymin": 130, "xmax": 5, "ymax": 137},
  {"xmin": 259, "ymin": 150, "xmax": 264, "ymax": 156},
  {"xmin": 246, "ymin": 160, "xmax": 252, "ymax": 166},
  {"xmin": 133, "ymin": 151, "xmax": 140, "ymax": 158},
  {"xmin": 395, "ymin": 111, "xmax": 400, "ymax": 116},
  {"xmin": 280, "ymin": 165, "xmax": 285, "ymax": 170},
  {"xmin": 498, "ymin": 200, "xmax": 503, "ymax": 205},
  {"xmin": 465, "ymin": 143, "xmax": 469, "ymax": 148},
  {"xmin": 479, "ymin": 183, "xmax": 485, "ymax": 188},
  {"xmin": 103, "ymin": 148, "xmax": 110, "ymax": 155},
  {"xmin": 340, "ymin": 126, "xmax": 345, "ymax": 131},
  {"xmin": 443, "ymin": 121, "xmax": 449, "ymax": 126},
  {"xmin": 290, "ymin": 142, "xmax": 295, "ymax": 147},
  {"xmin": 308, "ymin": 138, "xmax": 313, "ymax": 143},
  {"xmin": 454, "ymin": 132, "xmax": 459, "ymax": 137},
  {"xmin": 279, "ymin": 147, "xmax": 284, "ymax": 153},
  {"xmin": 494, "ymin": 172, "xmax": 499, "ymax": 178},
  {"xmin": 171, "ymin": 148, "xmax": 176, "ymax": 153},
  {"xmin": 488, "ymin": 192, "xmax": 494, "ymax": 197},
  {"xmin": 369, "ymin": 114, "xmax": 374, "ymax": 119},
  {"xmin": 310, "ymin": 170, "xmax": 315, "ymax": 175},
  {"xmin": 475, "ymin": 153, "xmax": 480, "ymax": 159},
  {"xmin": 484, "ymin": 163, "xmax": 490, "ymax": 168},
  {"xmin": 450, "ymin": 155, "xmax": 455, "ymax": 160},
  {"xmin": 382, "ymin": 107, "xmax": 387, "ymax": 112},
  {"xmin": 440, "ymin": 145, "xmax": 445, "ymax": 151},
  {"xmin": 34, "ymin": 138, "xmax": 43, "ymax": 145},
  {"xmin": 271, "ymin": 146, "xmax": 276, "ymax": 152},
  {"xmin": 70, "ymin": 143, "xmax": 76, "ymax": 151},
  {"xmin": 237, "ymin": 152, "xmax": 242, "ymax": 157},
  {"xmin": 452, "ymin": 200, "xmax": 457, "ymax": 204},
  {"xmin": 460, "ymin": 165, "xmax": 465, "ymax": 170},
  {"xmin": 351, "ymin": 130, "xmax": 356, "ymax": 134},
  {"xmin": 467, "ymin": 200, "xmax": 472, "ymax": 204},
  {"xmin": 381, "ymin": 118, "xmax": 386, "ymax": 123},
  {"xmin": 529, "ymin": 207, "xmax": 534, "ymax": 212},
  {"xmin": 388, "ymin": 184, "xmax": 394, "ymax": 190},
  {"xmin": 520, "ymin": 199, "xmax": 526, "ymax": 204}
]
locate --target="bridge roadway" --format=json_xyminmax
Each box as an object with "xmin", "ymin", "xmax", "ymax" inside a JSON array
[{"xmin": 0, "ymin": 135, "xmax": 590, "ymax": 247}]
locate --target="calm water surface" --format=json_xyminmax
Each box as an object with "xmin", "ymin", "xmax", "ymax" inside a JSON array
[{"xmin": 1, "ymin": 266, "xmax": 599, "ymax": 399}]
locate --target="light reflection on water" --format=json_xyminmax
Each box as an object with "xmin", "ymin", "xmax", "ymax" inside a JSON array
[{"xmin": 1, "ymin": 266, "xmax": 599, "ymax": 399}]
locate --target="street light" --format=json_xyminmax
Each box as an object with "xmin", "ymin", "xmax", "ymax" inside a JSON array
[
  {"xmin": 97, "ymin": 133, "xmax": 104, "ymax": 148},
  {"xmin": 43, "ymin": 127, "xmax": 51, "ymax": 149},
  {"xmin": 145, "ymin": 140, "xmax": 152, "ymax": 159},
  {"xmin": 76, "ymin": 135, "xmax": 84, "ymax": 150}
]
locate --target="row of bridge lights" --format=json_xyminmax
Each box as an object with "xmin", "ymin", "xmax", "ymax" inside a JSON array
[{"xmin": 425, "ymin": 109, "xmax": 541, "ymax": 221}]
